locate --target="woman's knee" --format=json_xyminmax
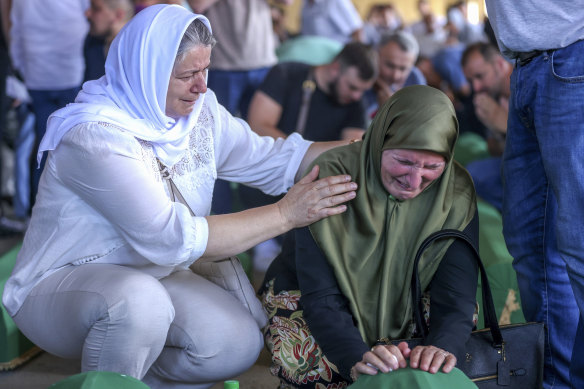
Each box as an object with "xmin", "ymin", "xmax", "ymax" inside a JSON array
[
  {"xmin": 223, "ymin": 314, "xmax": 264, "ymax": 364},
  {"xmin": 104, "ymin": 273, "xmax": 175, "ymax": 337},
  {"xmin": 146, "ymin": 311, "xmax": 262, "ymax": 386},
  {"xmin": 197, "ymin": 310, "xmax": 262, "ymax": 361}
]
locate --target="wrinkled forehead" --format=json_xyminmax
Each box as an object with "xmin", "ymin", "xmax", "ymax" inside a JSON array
[{"xmin": 386, "ymin": 148, "xmax": 446, "ymax": 161}]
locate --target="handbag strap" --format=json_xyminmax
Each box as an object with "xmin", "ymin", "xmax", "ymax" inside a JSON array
[
  {"xmin": 410, "ymin": 229, "xmax": 504, "ymax": 346},
  {"xmin": 157, "ymin": 159, "xmax": 195, "ymax": 217},
  {"xmin": 295, "ymin": 68, "xmax": 316, "ymax": 136}
]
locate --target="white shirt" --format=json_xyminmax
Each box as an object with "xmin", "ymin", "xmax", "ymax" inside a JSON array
[
  {"xmin": 2, "ymin": 90, "xmax": 311, "ymax": 316},
  {"xmin": 10, "ymin": 0, "xmax": 89, "ymax": 89},
  {"xmin": 301, "ymin": 0, "xmax": 363, "ymax": 44}
]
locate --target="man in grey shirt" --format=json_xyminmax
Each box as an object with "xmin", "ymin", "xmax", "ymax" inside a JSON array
[{"xmin": 484, "ymin": 2, "xmax": 584, "ymax": 388}]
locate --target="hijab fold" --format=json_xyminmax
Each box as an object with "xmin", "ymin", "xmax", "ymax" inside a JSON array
[
  {"xmin": 308, "ymin": 85, "xmax": 476, "ymax": 345},
  {"xmin": 38, "ymin": 5, "xmax": 212, "ymax": 167}
]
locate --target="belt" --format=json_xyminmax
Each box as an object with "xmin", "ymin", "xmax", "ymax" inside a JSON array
[{"xmin": 515, "ymin": 50, "xmax": 544, "ymax": 67}]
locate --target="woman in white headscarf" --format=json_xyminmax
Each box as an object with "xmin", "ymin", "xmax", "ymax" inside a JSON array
[{"xmin": 1, "ymin": 5, "xmax": 357, "ymax": 388}]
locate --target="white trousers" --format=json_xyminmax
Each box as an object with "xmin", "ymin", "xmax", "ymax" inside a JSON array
[{"xmin": 13, "ymin": 264, "xmax": 263, "ymax": 389}]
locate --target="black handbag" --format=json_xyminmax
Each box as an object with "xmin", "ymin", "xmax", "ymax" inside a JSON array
[{"xmin": 385, "ymin": 229, "xmax": 545, "ymax": 388}]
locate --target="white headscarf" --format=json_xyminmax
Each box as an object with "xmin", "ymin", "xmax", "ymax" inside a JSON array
[{"xmin": 38, "ymin": 4, "xmax": 212, "ymax": 166}]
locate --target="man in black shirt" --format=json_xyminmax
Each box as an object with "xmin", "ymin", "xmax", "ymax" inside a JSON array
[
  {"xmin": 243, "ymin": 42, "xmax": 377, "ymax": 270},
  {"xmin": 246, "ymin": 41, "xmax": 377, "ymax": 142}
]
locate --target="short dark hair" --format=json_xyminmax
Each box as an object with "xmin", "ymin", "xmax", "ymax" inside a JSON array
[
  {"xmin": 333, "ymin": 41, "xmax": 378, "ymax": 81},
  {"xmin": 461, "ymin": 42, "xmax": 502, "ymax": 67}
]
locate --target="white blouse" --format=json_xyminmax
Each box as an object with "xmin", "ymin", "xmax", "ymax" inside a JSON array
[{"xmin": 2, "ymin": 92, "xmax": 311, "ymax": 316}]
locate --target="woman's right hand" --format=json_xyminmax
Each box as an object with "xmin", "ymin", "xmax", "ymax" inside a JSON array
[
  {"xmin": 277, "ymin": 165, "xmax": 357, "ymax": 229},
  {"xmin": 350, "ymin": 342, "xmax": 458, "ymax": 381},
  {"xmin": 350, "ymin": 342, "xmax": 410, "ymax": 381}
]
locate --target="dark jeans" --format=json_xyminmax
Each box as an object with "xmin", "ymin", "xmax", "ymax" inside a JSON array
[
  {"xmin": 28, "ymin": 87, "xmax": 80, "ymax": 206},
  {"xmin": 207, "ymin": 67, "xmax": 270, "ymax": 215},
  {"xmin": 466, "ymin": 156, "xmax": 503, "ymax": 213},
  {"xmin": 503, "ymin": 40, "xmax": 584, "ymax": 388}
]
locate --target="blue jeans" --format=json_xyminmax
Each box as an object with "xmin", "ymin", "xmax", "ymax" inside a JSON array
[
  {"xmin": 502, "ymin": 40, "xmax": 584, "ymax": 388},
  {"xmin": 13, "ymin": 104, "xmax": 35, "ymax": 218},
  {"xmin": 207, "ymin": 67, "xmax": 271, "ymax": 119},
  {"xmin": 29, "ymin": 87, "xmax": 80, "ymax": 206},
  {"xmin": 466, "ymin": 156, "xmax": 503, "ymax": 213},
  {"xmin": 207, "ymin": 67, "xmax": 270, "ymax": 215}
]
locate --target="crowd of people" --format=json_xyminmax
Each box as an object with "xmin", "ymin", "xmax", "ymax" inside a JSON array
[{"xmin": 0, "ymin": 1, "xmax": 582, "ymax": 389}]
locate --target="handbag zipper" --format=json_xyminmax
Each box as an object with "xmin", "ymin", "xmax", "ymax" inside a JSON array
[
  {"xmin": 472, "ymin": 368, "xmax": 527, "ymax": 383},
  {"xmin": 473, "ymin": 375, "xmax": 497, "ymax": 382}
]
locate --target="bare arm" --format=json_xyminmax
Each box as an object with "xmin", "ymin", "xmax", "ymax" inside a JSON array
[
  {"xmin": 186, "ymin": 0, "xmax": 221, "ymax": 13},
  {"xmin": 247, "ymin": 90, "xmax": 288, "ymax": 139},
  {"xmin": 202, "ymin": 105, "xmax": 360, "ymax": 260},
  {"xmin": 203, "ymin": 166, "xmax": 357, "ymax": 260},
  {"xmin": 341, "ymin": 128, "xmax": 365, "ymax": 141}
]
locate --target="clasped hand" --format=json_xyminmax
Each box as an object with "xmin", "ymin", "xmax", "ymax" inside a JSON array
[
  {"xmin": 277, "ymin": 165, "xmax": 357, "ymax": 229},
  {"xmin": 473, "ymin": 93, "xmax": 508, "ymax": 135},
  {"xmin": 350, "ymin": 342, "xmax": 457, "ymax": 381}
]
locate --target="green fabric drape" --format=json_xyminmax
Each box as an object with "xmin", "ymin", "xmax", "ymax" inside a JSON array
[
  {"xmin": 49, "ymin": 371, "xmax": 150, "ymax": 389},
  {"xmin": 308, "ymin": 85, "xmax": 476, "ymax": 345},
  {"xmin": 348, "ymin": 366, "xmax": 478, "ymax": 389}
]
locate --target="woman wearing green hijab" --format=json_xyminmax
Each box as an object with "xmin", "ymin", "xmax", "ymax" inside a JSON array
[{"xmin": 260, "ymin": 85, "xmax": 479, "ymax": 388}]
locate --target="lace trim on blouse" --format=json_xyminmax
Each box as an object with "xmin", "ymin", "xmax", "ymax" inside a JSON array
[{"xmin": 97, "ymin": 104, "xmax": 217, "ymax": 193}]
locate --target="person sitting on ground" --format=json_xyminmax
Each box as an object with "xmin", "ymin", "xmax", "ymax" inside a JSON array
[
  {"xmin": 1, "ymin": 5, "xmax": 358, "ymax": 389},
  {"xmin": 261, "ymin": 85, "xmax": 479, "ymax": 389}
]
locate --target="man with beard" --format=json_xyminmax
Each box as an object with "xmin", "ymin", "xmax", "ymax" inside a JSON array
[
  {"xmin": 84, "ymin": 0, "xmax": 134, "ymax": 81},
  {"xmin": 461, "ymin": 42, "xmax": 512, "ymax": 213},
  {"xmin": 241, "ymin": 41, "xmax": 377, "ymax": 272},
  {"xmin": 246, "ymin": 41, "xmax": 377, "ymax": 142}
]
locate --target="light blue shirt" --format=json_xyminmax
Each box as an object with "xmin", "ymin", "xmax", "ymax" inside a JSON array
[
  {"xmin": 301, "ymin": 0, "xmax": 363, "ymax": 44},
  {"xmin": 485, "ymin": 0, "xmax": 584, "ymax": 59}
]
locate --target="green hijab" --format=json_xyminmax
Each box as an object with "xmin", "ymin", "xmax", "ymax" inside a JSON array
[{"xmin": 308, "ymin": 85, "xmax": 476, "ymax": 345}]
